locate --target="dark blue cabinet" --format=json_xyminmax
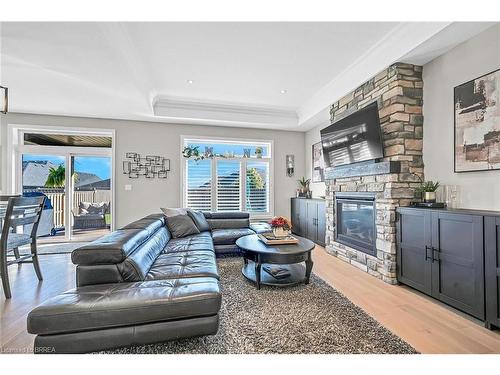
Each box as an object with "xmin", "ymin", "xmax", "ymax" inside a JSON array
[
  {"xmin": 291, "ymin": 198, "xmax": 326, "ymax": 247},
  {"xmin": 397, "ymin": 207, "xmax": 491, "ymax": 324},
  {"xmin": 485, "ymin": 216, "xmax": 500, "ymax": 329}
]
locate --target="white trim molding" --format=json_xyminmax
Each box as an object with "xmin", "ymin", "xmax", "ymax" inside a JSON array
[{"xmin": 154, "ymin": 95, "xmax": 298, "ymax": 128}]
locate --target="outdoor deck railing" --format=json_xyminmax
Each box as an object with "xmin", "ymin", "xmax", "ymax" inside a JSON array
[{"xmin": 24, "ymin": 188, "xmax": 111, "ymax": 228}]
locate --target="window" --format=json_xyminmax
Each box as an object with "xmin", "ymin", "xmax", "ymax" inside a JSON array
[
  {"xmin": 246, "ymin": 161, "xmax": 269, "ymax": 213},
  {"xmin": 217, "ymin": 160, "xmax": 241, "ymax": 211},
  {"xmin": 186, "ymin": 159, "xmax": 212, "ymax": 211},
  {"xmin": 182, "ymin": 137, "xmax": 272, "ymax": 217}
]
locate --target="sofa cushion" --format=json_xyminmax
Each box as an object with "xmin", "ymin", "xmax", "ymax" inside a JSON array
[
  {"xmin": 211, "ymin": 228, "xmax": 255, "ymax": 245},
  {"xmin": 146, "ymin": 252, "xmax": 219, "ymax": 280},
  {"xmin": 160, "ymin": 207, "xmax": 187, "ymax": 217},
  {"xmin": 122, "ymin": 214, "xmax": 166, "ymax": 237},
  {"xmin": 27, "ymin": 278, "xmax": 221, "ymax": 335},
  {"xmin": 187, "ymin": 210, "xmax": 210, "ymax": 232},
  {"xmin": 165, "ymin": 214, "xmax": 200, "ymax": 238},
  {"xmin": 203, "ymin": 212, "xmax": 250, "ymax": 230},
  {"xmin": 203, "ymin": 212, "xmax": 249, "ymax": 220},
  {"xmin": 79, "ymin": 201, "xmax": 108, "ymax": 215},
  {"xmin": 72, "ymin": 228, "xmax": 150, "ymax": 265},
  {"xmin": 164, "ymin": 232, "xmax": 214, "ymax": 253},
  {"xmin": 250, "ymin": 222, "xmax": 272, "ymax": 234},
  {"xmin": 118, "ymin": 226, "xmax": 171, "ymax": 282}
]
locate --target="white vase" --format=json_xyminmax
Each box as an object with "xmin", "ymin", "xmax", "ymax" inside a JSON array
[{"xmin": 273, "ymin": 227, "xmax": 287, "ymax": 238}]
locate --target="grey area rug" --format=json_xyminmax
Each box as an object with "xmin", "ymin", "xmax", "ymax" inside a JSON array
[{"xmin": 106, "ymin": 257, "xmax": 418, "ymax": 354}]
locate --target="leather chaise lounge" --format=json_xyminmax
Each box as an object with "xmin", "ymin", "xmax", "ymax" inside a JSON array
[{"xmin": 27, "ymin": 212, "xmax": 269, "ymax": 353}]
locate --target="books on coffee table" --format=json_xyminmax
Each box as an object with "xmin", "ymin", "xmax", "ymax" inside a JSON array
[
  {"xmin": 263, "ymin": 265, "xmax": 291, "ymax": 279},
  {"xmin": 257, "ymin": 233, "xmax": 299, "ymax": 245}
]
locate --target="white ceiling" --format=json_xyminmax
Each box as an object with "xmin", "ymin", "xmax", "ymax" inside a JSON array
[{"xmin": 0, "ymin": 22, "xmax": 496, "ymax": 130}]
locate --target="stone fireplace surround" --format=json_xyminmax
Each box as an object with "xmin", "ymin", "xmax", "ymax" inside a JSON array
[{"xmin": 324, "ymin": 62, "xmax": 424, "ymax": 284}]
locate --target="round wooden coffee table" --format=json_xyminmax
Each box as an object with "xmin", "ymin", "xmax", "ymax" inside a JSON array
[{"xmin": 236, "ymin": 234, "xmax": 315, "ymax": 289}]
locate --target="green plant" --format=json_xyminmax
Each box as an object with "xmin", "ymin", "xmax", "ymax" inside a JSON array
[
  {"xmin": 254, "ymin": 147, "xmax": 263, "ymax": 155},
  {"xmin": 182, "ymin": 146, "xmax": 226, "ymax": 162},
  {"xmin": 44, "ymin": 165, "xmax": 79, "ymax": 187},
  {"xmin": 182, "ymin": 146, "xmax": 204, "ymax": 162},
  {"xmin": 297, "ymin": 176, "xmax": 310, "ymax": 190},
  {"xmin": 45, "ymin": 165, "xmax": 66, "ymax": 187},
  {"xmin": 416, "ymin": 180, "xmax": 440, "ymax": 193},
  {"xmin": 247, "ymin": 168, "xmax": 264, "ymax": 189}
]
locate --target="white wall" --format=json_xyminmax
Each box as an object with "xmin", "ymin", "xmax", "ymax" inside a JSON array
[
  {"xmin": 423, "ymin": 24, "xmax": 500, "ymax": 210},
  {"xmin": 0, "ymin": 113, "xmax": 305, "ymax": 227}
]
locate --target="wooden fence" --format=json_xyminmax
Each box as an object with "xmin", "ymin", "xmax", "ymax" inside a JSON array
[{"xmin": 26, "ymin": 188, "xmax": 111, "ymax": 228}]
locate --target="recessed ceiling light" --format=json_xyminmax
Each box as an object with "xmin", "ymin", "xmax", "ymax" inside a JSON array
[
  {"xmin": 187, "ymin": 80, "xmax": 194, "ymax": 84},
  {"xmin": 280, "ymin": 89, "xmax": 287, "ymax": 94}
]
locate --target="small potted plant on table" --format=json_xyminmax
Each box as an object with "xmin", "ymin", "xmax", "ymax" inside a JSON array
[
  {"xmin": 416, "ymin": 180, "xmax": 440, "ymax": 203},
  {"xmin": 270, "ymin": 216, "xmax": 292, "ymax": 238},
  {"xmin": 297, "ymin": 176, "xmax": 311, "ymax": 198}
]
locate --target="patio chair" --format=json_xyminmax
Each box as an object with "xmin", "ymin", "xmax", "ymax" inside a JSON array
[
  {"xmin": 72, "ymin": 201, "xmax": 109, "ymax": 230},
  {"xmin": 0, "ymin": 196, "xmax": 45, "ymax": 299}
]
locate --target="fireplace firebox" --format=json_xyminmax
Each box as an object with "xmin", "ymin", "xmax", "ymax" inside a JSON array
[{"xmin": 335, "ymin": 192, "xmax": 376, "ymax": 256}]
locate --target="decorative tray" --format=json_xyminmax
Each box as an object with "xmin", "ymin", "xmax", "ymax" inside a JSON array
[
  {"xmin": 257, "ymin": 233, "xmax": 299, "ymax": 245},
  {"xmin": 410, "ymin": 202, "xmax": 447, "ymax": 208}
]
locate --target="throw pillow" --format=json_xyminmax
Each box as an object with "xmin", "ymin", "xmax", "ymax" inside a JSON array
[
  {"xmin": 165, "ymin": 214, "xmax": 200, "ymax": 238},
  {"xmin": 187, "ymin": 209, "xmax": 210, "ymax": 232},
  {"xmin": 160, "ymin": 207, "xmax": 188, "ymax": 217}
]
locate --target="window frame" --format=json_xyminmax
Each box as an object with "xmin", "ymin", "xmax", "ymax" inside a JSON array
[{"xmin": 180, "ymin": 135, "xmax": 274, "ymax": 219}]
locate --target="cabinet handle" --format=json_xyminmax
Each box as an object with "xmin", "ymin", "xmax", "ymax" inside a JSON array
[
  {"xmin": 425, "ymin": 246, "xmax": 432, "ymax": 261},
  {"xmin": 432, "ymin": 247, "xmax": 440, "ymax": 262}
]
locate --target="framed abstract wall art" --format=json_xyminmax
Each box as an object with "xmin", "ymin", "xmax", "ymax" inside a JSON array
[{"xmin": 454, "ymin": 68, "xmax": 500, "ymax": 172}]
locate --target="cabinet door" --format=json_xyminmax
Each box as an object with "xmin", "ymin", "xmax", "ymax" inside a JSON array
[
  {"xmin": 431, "ymin": 212, "xmax": 484, "ymax": 319},
  {"xmin": 485, "ymin": 216, "xmax": 500, "ymax": 328},
  {"xmin": 316, "ymin": 200, "xmax": 326, "ymax": 246},
  {"xmin": 396, "ymin": 209, "xmax": 432, "ymax": 295},
  {"xmin": 299, "ymin": 200, "xmax": 307, "ymax": 237},
  {"xmin": 306, "ymin": 201, "xmax": 318, "ymax": 243},
  {"xmin": 291, "ymin": 199, "xmax": 301, "ymax": 236}
]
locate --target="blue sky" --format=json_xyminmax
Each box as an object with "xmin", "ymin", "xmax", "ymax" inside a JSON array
[{"xmin": 23, "ymin": 155, "xmax": 111, "ymax": 179}]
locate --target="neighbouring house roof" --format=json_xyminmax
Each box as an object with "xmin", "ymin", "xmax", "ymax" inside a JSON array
[
  {"xmin": 77, "ymin": 178, "xmax": 111, "ymax": 190},
  {"xmin": 22, "ymin": 160, "xmax": 103, "ymax": 188}
]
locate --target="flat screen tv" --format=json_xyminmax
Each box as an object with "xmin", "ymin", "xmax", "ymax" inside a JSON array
[{"xmin": 320, "ymin": 102, "xmax": 384, "ymax": 169}]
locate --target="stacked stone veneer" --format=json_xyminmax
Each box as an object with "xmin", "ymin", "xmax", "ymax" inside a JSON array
[{"xmin": 325, "ymin": 62, "xmax": 424, "ymax": 284}]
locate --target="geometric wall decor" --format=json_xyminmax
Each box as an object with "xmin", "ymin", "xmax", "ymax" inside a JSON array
[{"xmin": 122, "ymin": 152, "xmax": 170, "ymax": 179}]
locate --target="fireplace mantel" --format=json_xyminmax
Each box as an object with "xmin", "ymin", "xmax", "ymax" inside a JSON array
[{"xmin": 325, "ymin": 160, "xmax": 401, "ymax": 179}]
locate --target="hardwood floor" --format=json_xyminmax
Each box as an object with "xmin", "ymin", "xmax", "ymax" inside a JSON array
[
  {"xmin": 0, "ymin": 254, "xmax": 76, "ymax": 353},
  {"xmin": 1, "ymin": 246, "xmax": 499, "ymax": 354},
  {"xmin": 312, "ymin": 246, "xmax": 500, "ymax": 354}
]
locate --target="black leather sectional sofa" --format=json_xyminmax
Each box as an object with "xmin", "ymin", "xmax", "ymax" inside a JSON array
[{"xmin": 27, "ymin": 212, "xmax": 269, "ymax": 353}]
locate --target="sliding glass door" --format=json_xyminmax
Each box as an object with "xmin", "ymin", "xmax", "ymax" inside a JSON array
[
  {"xmin": 69, "ymin": 155, "xmax": 112, "ymax": 241},
  {"xmin": 13, "ymin": 128, "xmax": 114, "ymax": 242}
]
